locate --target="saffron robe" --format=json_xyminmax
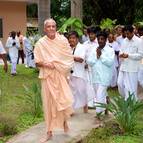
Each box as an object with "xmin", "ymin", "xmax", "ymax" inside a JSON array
[{"xmin": 34, "ymin": 33, "xmax": 74, "ymax": 131}]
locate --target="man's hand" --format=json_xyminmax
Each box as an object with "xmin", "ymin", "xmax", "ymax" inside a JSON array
[
  {"xmin": 36, "ymin": 62, "xmax": 55, "ymax": 69},
  {"xmin": 119, "ymin": 53, "xmax": 128, "ymax": 58},
  {"xmin": 96, "ymin": 48, "xmax": 102, "ymax": 59},
  {"xmin": 74, "ymin": 57, "xmax": 84, "ymax": 63},
  {"xmin": 44, "ymin": 62, "xmax": 55, "ymax": 69},
  {"xmin": 0, "ymin": 54, "xmax": 8, "ymax": 72}
]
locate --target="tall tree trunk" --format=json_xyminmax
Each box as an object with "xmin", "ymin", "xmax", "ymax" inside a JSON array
[
  {"xmin": 71, "ymin": 0, "xmax": 83, "ymax": 20},
  {"xmin": 38, "ymin": 0, "xmax": 50, "ymax": 35}
]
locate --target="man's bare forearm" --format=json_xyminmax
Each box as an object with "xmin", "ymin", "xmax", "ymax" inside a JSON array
[
  {"xmin": 1, "ymin": 54, "xmax": 7, "ymax": 65},
  {"xmin": 36, "ymin": 62, "xmax": 55, "ymax": 69}
]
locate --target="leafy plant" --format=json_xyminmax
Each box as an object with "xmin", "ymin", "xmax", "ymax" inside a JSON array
[
  {"xmin": 134, "ymin": 21, "xmax": 143, "ymax": 27},
  {"xmin": 0, "ymin": 114, "xmax": 18, "ymax": 136},
  {"xmin": 100, "ymin": 18, "xmax": 117, "ymax": 31},
  {"xmin": 96, "ymin": 92, "xmax": 143, "ymax": 134},
  {"xmin": 23, "ymin": 83, "xmax": 42, "ymax": 117},
  {"xmin": 0, "ymin": 89, "xmax": 2, "ymax": 106},
  {"xmin": 58, "ymin": 17, "xmax": 84, "ymax": 36},
  {"xmin": 28, "ymin": 33, "xmax": 41, "ymax": 47}
]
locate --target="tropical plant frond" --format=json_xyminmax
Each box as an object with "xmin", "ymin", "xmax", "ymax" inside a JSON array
[
  {"xmin": 58, "ymin": 17, "xmax": 84, "ymax": 36},
  {"xmin": 95, "ymin": 92, "xmax": 143, "ymax": 133}
]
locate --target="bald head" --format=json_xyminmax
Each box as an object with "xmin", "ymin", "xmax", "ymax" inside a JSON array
[
  {"xmin": 44, "ymin": 18, "xmax": 56, "ymax": 28},
  {"xmin": 44, "ymin": 18, "xmax": 57, "ymax": 40}
]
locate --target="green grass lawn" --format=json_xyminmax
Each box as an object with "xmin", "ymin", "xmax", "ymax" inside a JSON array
[
  {"xmin": 0, "ymin": 65, "xmax": 43, "ymax": 142},
  {"xmin": 0, "ymin": 65, "xmax": 143, "ymax": 143}
]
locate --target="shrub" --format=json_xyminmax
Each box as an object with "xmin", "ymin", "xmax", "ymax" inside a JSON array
[
  {"xmin": 58, "ymin": 17, "xmax": 84, "ymax": 36},
  {"xmin": 100, "ymin": 18, "xmax": 117, "ymax": 31},
  {"xmin": 96, "ymin": 92, "xmax": 143, "ymax": 134},
  {"xmin": 0, "ymin": 114, "xmax": 18, "ymax": 136},
  {"xmin": 23, "ymin": 83, "xmax": 42, "ymax": 117}
]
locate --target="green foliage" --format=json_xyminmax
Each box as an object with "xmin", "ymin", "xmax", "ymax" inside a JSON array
[
  {"xmin": 96, "ymin": 92, "xmax": 143, "ymax": 133},
  {"xmin": 17, "ymin": 113, "xmax": 43, "ymax": 132},
  {"xmin": 134, "ymin": 22, "xmax": 143, "ymax": 27},
  {"xmin": 84, "ymin": 119, "xmax": 143, "ymax": 143},
  {"xmin": 0, "ymin": 114, "xmax": 18, "ymax": 136},
  {"xmin": 112, "ymin": 135, "xmax": 142, "ymax": 143},
  {"xmin": 83, "ymin": 120, "xmax": 120, "ymax": 143},
  {"xmin": 27, "ymin": 4, "xmax": 38, "ymax": 18},
  {"xmin": 51, "ymin": 0, "xmax": 70, "ymax": 28},
  {"xmin": 0, "ymin": 65, "xmax": 43, "ymax": 141},
  {"xmin": 23, "ymin": 83, "xmax": 42, "ymax": 118},
  {"xmin": 58, "ymin": 17, "xmax": 84, "ymax": 36},
  {"xmin": 28, "ymin": 34, "xmax": 41, "ymax": 47},
  {"xmin": 83, "ymin": 0, "xmax": 143, "ymax": 25},
  {"xmin": 100, "ymin": 18, "xmax": 117, "ymax": 30},
  {"xmin": 26, "ymin": 27, "xmax": 39, "ymax": 37},
  {"xmin": 134, "ymin": 0, "xmax": 143, "ymax": 22}
]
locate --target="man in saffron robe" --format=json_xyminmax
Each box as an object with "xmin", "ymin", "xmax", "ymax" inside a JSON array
[{"xmin": 34, "ymin": 18, "xmax": 74, "ymax": 141}]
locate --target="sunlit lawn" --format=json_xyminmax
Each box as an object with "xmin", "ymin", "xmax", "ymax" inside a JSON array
[
  {"xmin": 0, "ymin": 65, "xmax": 143, "ymax": 143},
  {"xmin": 0, "ymin": 65, "xmax": 43, "ymax": 142}
]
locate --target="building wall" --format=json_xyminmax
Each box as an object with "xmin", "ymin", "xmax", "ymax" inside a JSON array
[{"xmin": 0, "ymin": 1, "xmax": 26, "ymax": 44}]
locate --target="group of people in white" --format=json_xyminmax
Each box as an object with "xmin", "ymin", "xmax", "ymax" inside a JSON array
[
  {"xmin": 67, "ymin": 25, "xmax": 143, "ymax": 117},
  {"xmin": 0, "ymin": 31, "xmax": 35, "ymax": 75},
  {"xmin": 0, "ymin": 24, "xmax": 143, "ymax": 117}
]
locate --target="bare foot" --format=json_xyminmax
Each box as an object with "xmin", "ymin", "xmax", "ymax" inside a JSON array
[
  {"xmin": 40, "ymin": 131, "xmax": 53, "ymax": 143},
  {"xmin": 71, "ymin": 113, "xmax": 75, "ymax": 116},
  {"xmin": 83, "ymin": 105, "xmax": 88, "ymax": 113},
  {"xmin": 64, "ymin": 121, "xmax": 69, "ymax": 133}
]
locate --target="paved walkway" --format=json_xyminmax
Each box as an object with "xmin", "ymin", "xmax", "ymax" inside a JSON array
[
  {"xmin": 6, "ymin": 87, "xmax": 143, "ymax": 143},
  {"xmin": 7, "ymin": 109, "xmax": 106, "ymax": 143}
]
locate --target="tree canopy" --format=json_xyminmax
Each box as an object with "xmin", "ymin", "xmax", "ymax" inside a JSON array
[
  {"xmin": 83, "ymin": 0, "xmax": 143, "ymax": 26},
  {"xmin": 27, "ymin": 0, "xmax": 143, "ymax": 27}
]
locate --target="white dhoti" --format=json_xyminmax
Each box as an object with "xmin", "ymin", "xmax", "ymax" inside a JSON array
[
  {"xmin": 117, "ymin": 71, "xmax": 138, "ymax": 100},
  {"xmin": 93, "ymin": 84, "xmax": 107, "ymax": 114},
  {"xmin": 111, "ymin": 65, "xmax": 118, "ymax": 87},
  {"xmin": 138, "ymin": 67, "xmax": 143, "ymax": 88},
  {"xmin": 85, "ymin": 70, "xmax": 96, "ymax": 107},
  {"xmin": 9, "ymin": 47, "xmax": 18, "ymax": 74},
  {"xmin": 69, "ymin": 76, "xmax": 88, "ymax": 109}
]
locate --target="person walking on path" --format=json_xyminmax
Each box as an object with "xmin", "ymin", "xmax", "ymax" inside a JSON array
[
  {"xmin": 118, "ymin": 25, "xmax": 143, "ymax": 100},
  {"xmin": 86, "ymin": 31, "xmax": 115, "ymax": 118},
  {"xmin": 34, "ymin": 18, "xmax": 74, "ymax": 142},
  {"xmin": 68, "ymin": 31, "xmax": 88, "ymax": 113}
]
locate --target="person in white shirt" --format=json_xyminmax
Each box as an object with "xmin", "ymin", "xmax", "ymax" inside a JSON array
[
  {"xmin": 138, "ymin": 28, "xmax": 143, "ymax": 87},
  {"xmin": 81, "ymin": 28, "xmax": 89, "ymax": 43},
  {"xmin": 6, "ymin": 31, "xmax": 20, "ymax": 75},
  {"xmin": 23, "ymin": 37, "xmax": 35, "ymax": 68},
  {"xmin": 84, "ymin": 27, "xmax": 100, "ymax": 108},
  {"xmin": 114, "ymin": 25, "xmax": 123, "ymax": 39},
  {"xmin": 68, "ymin": 31, "xmax": 88, "ymax": 113},
  {"xmin": 0, "ymin": 40, "xmax": 8, "ymax": 72},
  {"xmin": 116, "ymin": 27, "xmax": 127, "ymax": 47},
  {"xmin": 107, "ymin": 33, "xmax": 120, "ymax": 88},
  {"xmin": 86, "ymin": 31, "xmax": 115, "ymax": 117},
  {"xmin": 118, "ymin": 25, "xmax": 143, "ymax": 100}
]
